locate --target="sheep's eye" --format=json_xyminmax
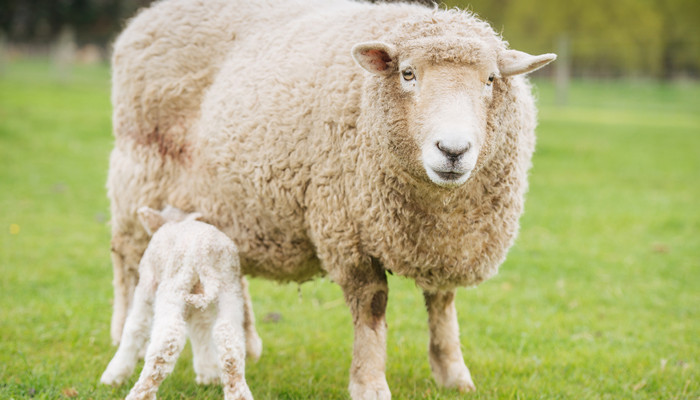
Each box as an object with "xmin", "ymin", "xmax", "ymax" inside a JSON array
[
  {"xmin": 487, "ymin": 73, "xmax": 495, "ymax": 85},
  {"xmin": 402, "ymin": 69, "xmax": 415, "ymax": 81}
]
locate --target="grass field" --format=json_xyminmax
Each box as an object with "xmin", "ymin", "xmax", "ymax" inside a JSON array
[{"xmin": 0, "ymin": 59, "xmax": 698, "ymax": 399}]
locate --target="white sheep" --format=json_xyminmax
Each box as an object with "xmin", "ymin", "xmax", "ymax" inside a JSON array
[
  {"xmin": 107, "ymin": 0, "xmax": 555, "ymax": 398},
  {"xmin": 101, "ymin": 206, "xmax": 253, "ymax": 400}
]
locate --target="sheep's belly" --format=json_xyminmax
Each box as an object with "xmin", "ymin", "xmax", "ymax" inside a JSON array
[
  {"xmin": 240, "ymin": 255, "xmax": 323, "ymax": 283},
  {"xmin": 235, "ymin": 229, "xmax": 324, "ymax": 283}
]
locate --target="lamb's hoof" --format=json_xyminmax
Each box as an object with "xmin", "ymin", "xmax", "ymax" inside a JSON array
[
  {"xmin": 196, "ymin": 373, "xmax": 221, "ymax": 385},
  {"xmin": 349, "ymin": 380, "xmax": 391, "ymax": 400},
  {"xmin": 100, "ymin": 366, "xmax": 130, "ymax": 386},
  {"xmin": 246, "ymin": 332, "xmax": 263, "ymax": 362},
  {"xmin": 431, "ymin": 360, "xmax": 476, "ymax": 392},
  {"xmin": 125, "ymin": 388, "xmax": 157, "ymax": 400},
  {"xmin": 224, "ymin": 382, "xmax": 254, "ymax": 400}
]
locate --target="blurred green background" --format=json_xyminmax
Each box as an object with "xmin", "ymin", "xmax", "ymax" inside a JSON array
[
  {"xmin": 1, "ymin": 1, "xmax": 699, "ymax": 399},
  {"xmin": 1, "ymin": 0, "xmax": 699, "ymax": 78}
]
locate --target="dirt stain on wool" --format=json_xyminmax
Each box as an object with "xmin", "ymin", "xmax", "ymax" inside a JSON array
[
  {"xmin": 370, "ymin": 290, "xmax": 387, "ymax": 329},
  {"xmin": 142, "ymin": 125, "xmax": 189, "ymax": 161}
]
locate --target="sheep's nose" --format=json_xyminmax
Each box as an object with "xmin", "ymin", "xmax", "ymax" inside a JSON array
[{"xmin": 436, "ymin": 140, "xmax": 471, "ymax": 160}]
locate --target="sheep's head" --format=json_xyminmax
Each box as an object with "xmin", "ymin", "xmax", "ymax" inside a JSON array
[{"xmin": 352, "ymin": 22, "xmax": 555, "ymax": 188}]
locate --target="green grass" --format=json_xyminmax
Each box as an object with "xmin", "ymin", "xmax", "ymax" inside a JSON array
[{"xmin": 1, "ymin": 60, "xmax": 698, "ymax": 399}]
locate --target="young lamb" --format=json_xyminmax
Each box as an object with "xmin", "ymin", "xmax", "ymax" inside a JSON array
[
  {"xmin": 101, "ymin": 206, "xmax": 253, "ymax": 400},
  {"xmin": 107, "ymin": 0, "xmax": 556, "ymax": 398}
]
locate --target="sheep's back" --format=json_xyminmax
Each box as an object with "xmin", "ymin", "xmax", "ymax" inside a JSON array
[{"xmin": 110, "ymin": 0, "xmax": 327, "ymax": 160}]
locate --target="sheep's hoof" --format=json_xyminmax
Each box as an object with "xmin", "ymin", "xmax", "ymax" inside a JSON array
[
  {"xmin": 458, "ymin": 382, "xmax": 477, "ymax": 393},
  {"xmin": 431, "ymin": 360, "xmax": 476, "ymax": 392},
  {"xmin": 348, "ymin": 380, "xmax": 391, "ymax": 400}
]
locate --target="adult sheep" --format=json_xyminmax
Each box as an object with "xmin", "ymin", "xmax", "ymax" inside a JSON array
[{"xmin": 107, "ymin": 0, "xmax": 555, "ymax": 398}]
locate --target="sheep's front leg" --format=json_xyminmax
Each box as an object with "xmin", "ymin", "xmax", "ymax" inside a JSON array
[
  {"xmin": 341, "ymin": 260, "xmax": 390, "ymax": 400},
  {"xmin": 423, "ymin": 290, "xmax": 475, "ymax": 392}
]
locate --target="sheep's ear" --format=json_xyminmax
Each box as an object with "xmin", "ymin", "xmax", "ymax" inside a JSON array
[
  {"xmin": 137, "ymin": 206, "xmax": 166, "ymax": 236},
  {"xmin": 352, "ymin": 41, "xmax": 397, "ymax": 76},
  {"xmin": 498, "ymin": 49, "xmax": 556, "ymax": 77}
]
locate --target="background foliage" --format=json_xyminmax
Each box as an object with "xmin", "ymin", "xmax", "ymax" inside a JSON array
[
  {"xmin": 0, "ymin": 0, "xmax": 699, "ymax": 78},
  {"xmin": 445, "ymin": 0, "xmax": 700, "ymax": 78}
]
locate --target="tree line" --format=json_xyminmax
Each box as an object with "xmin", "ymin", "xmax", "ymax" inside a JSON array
[
  {"xmin": 1, "ymin": 0, "xmax": 698, "ymax": 79},
  {"xmin": 446, "ymin": 0, "xmax": 700, "ymax": 79}
]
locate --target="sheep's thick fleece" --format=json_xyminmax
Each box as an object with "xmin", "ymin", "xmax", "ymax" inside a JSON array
[{"xmin": 108, "ymin": 0, "xmax": 550, "ymax": 397}]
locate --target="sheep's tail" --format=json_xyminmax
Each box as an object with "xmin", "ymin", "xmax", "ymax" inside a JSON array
[{"xmin": 185, "ymin": 273, "xmax": 222, "ymax": 310}]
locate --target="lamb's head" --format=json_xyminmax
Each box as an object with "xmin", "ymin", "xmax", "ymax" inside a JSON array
[
  {"xmin": 352, "ymin": 13, "xmax": 555, "ymax": 188},
  {"xmin": 137, "ymin": 205, "xmax": 202, "ymax": 236}
]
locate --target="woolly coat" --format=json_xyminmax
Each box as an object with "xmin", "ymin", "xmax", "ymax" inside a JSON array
[{"xmin": 109, "ymin": 0, "xmax": 537, "ymax": 292}]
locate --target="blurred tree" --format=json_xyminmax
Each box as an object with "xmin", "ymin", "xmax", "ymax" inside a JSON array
[
  {"xmin": 0, "ymin": 0, "xmax": 697, "ymax": 78},
  {"xmin": 654, "ymin": 0, "xmax": 700, "ymax": 78},
  {"xmin": 445, "ymin": 0, "xmax": 697, "ymax": 78},
  {"xmin": 0, "ymin": 0, "xmax": 153, "ymax": 45}
]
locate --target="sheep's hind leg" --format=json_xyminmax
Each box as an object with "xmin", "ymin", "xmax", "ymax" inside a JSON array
[
  {"xmin": 213, "ymin": 284, "xmax": 253, "ymax": 400},
  {"xmin": 341, "ymin": 259, "xmax": 391, "ymax": 400},
  {"xmin": 125, "ymin": 287, "xmax": 188, "ymax": 400},
  {"xmin": 241, "ymin": 276, "xmax": 262, "ymax": 362},
  {"xmin": 423, "ymin": 290, "xmax": 475, "ymax": 392}
]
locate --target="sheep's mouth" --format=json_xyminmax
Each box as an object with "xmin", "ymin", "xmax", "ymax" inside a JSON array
[
  {"xmin": 434, "ymin": 170, "xmax": 466, "ymax": 181},
  {"xmin": 424, "ymin": 163, "xmax": 472, "ymax": 187}
]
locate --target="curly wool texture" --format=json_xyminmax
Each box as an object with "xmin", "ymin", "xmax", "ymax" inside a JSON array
[{"xmin": 109, "ymin": 0, "xmax": 539, "ymax": 302}]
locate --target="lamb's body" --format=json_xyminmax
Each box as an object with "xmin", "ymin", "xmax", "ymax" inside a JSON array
[
  {"xmin": 102, "ymin": 209, "xmax": 253, "ymax": 400},
  {"xmin": 109, "ymin": 0, "xmax": 549, "ymax": 398}
]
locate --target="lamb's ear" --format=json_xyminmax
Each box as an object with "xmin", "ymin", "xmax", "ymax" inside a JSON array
[
  {"xmin": 498, "ymin": 49, "xmax": 557, "ymax": 77},
  {"xmin": 137, "ymin": 206, "xmax": 166, "ymax": 236},
  {"xmin": 186, "ymin": 212, "xmax": 203, "ymax": 222},
  {"xmin": 352, "ymin": 41, "xmax": 397, "ymax": 76}
]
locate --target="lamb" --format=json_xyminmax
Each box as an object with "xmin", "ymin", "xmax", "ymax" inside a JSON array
[
  {"xmin": 107, "ymin": 0, "xmax": 555, "ymax": 398},
  {"xmin": 101, "ymin": 206, "xmax": 253, "ymax": 400}
]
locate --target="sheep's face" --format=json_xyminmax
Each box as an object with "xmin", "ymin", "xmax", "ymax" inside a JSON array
[
  {"xmin": 352, "ymin": 40, "xmax": 555, "ymax": 188},
  {"xmin": 400, "ymin": 59, "xmax": 495, "ymax": 187}
]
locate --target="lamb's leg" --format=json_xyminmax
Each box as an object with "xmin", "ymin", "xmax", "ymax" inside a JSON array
[
  {"xmin": 240, "ymin": 276, "xmax": 262, "ymax": 362},
  {"xmin": 213, "ymin": 284, "xmax": 253, "ymax": 400},
  {"xmin": 110, "ymin": 231, "xmax": 147, "ymax": 344},
  {"xmin": 423, "ymin": 290, "xmax": 475, "ymax": 392},
  {"xmin": 189, "ymin": 305, "xmax": 221, "ymax": 384},
  {"xmin": 126, "ymin": 288, "xmax": 188, "ymax": 400},
  {"xmin": 101, "ymin": 279, "xmax": 155, "ymax": 385},
  {"xmin": 341, "ymin": 259, "xmax": 390, "ymax": 400}
]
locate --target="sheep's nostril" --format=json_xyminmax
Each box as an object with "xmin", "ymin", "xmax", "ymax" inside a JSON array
[{"xmin": 436, "ymin": 141, "xmax": 471, "ymax": 160}]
